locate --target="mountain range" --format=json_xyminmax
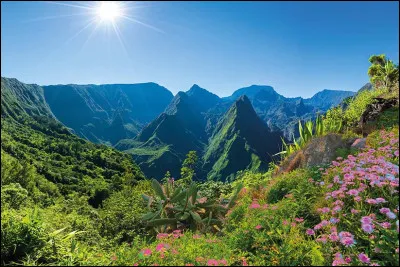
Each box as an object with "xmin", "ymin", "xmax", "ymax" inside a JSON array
[{"xmin": 2, "ymin": 76, "xmax": 356, "ymax": 181}]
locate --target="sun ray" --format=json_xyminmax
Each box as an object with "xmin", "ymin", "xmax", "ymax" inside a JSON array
[
  {"xmin": 121, "ymin": 15, "xmax": 165, "ymax": 34},
  {"xmin": 64, "ymin": 18, "xmax": 97, "ymax": 45},
  {"xmin": 80, "ymin": 20, "xmax": 102, "ymax": 52},
  {"xmin": 44, "ymin": 1, "xmax": 94, "ymax": 10},
  {"xmin": 22, "ymin": 12, "xmax": 89, "ymax": 23}
]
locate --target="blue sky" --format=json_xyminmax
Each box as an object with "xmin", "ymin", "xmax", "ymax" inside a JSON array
[{"xmin": 1, "ymin": 1, "xmax": 399, "ymax": 98}]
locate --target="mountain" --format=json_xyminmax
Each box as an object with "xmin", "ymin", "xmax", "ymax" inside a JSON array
[
  {"xmin": 43, "ymin": 83, "xmax": 174, "ymax": 145},
  {"xmin": 1, "ymin": 77, "xmax": 55, "ymax": 120},
  {"xmin": 118, "ymin": 92, "xmax": 208, "ymax": 179},
  {"xmin": 304, "ymin": 89, "xmax": 356, "ymax": 110},
  {"xmin": 203, "ymin": 95, "xmax": 283, "ymax": 181},
  {"xmin": 1, "ymin": 77, "xmax": 144, "ymax": 207},
  {"xmin": 227, "ymin": 86, "xmax": 356, "ymax": 140},
  {"xmin": 186, "ymin": 84, "xmax": 221, "ymax": 112}
]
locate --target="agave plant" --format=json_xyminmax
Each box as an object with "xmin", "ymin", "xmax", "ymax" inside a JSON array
[{"xmin": 141, "ymin": 178, "xmax": 243, "ymax": 233}]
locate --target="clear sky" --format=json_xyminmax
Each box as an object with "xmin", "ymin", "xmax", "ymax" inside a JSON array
[{"xmin": 1, "ymin": 1, "xmax": 399, "ymax": 98}]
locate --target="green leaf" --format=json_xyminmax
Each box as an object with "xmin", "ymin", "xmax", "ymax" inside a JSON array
[
  {"xmin": 151, "ymin": 179, "xmax": 166, "ymax": 200},
  {"xmin": 171, "ymin": 189, "xmax": 187, "ymax": 203},
  {"xmin": 147, "ymin": 218, "xmax": 177, "ymax": 227},
  {"xmin": 189, "ymin": 211, "xmax": 202, "ymax": 224},
  {"xmin": 142, "ymin": 212, "xmax": 157, "ymax": 221}
]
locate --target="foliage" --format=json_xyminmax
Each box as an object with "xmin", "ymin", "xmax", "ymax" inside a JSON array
[
  {"xmin": 178, "ymin": 151, "xmax": 199, "ymax": 187},
  {"xmin": 368, "ymin": 54, "xmax": 399, "ymax": 92},
  {"xmin": 141, "ymin": 179, "xmax": 243, "ymax": 233}
]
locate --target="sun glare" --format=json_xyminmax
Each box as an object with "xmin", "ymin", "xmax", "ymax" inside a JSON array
[{"xmin": 96, "ymin": 1, "xmax": 123, "ymax": 22}]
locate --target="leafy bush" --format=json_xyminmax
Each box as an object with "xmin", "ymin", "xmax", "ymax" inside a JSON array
[{"xmin": 1, "ymin": 208, "xmax": 47, "ymax": 263}]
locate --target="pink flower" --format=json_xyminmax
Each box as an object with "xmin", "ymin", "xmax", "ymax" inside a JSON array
[
  {"xmin": 291, "ymin": 222, "xmax": 297, "ymax": 227},
  {"xmin": 156, "ymin": 243, "xmax": 169, "ymax": 252},
  {"xmin": 361, "ymin": 223, "xmax": 374, "ymax": 234},
  {"xmin": 242, "ymin": 258, "xmax": 249, "ymax": 266},
  {"xmin": 207, "ymin": 259, "xmax": 219, "ymax": 266},
  {"xmin": 375, "ymin": 197, "xmax": 387, "ymax": 203},
  {"xmin": 351, "ymin": 209, "xmax": 360, "ymax": 214},
  {"xmin": 250, "ymin": 202, "xmax": 261, "ymax": 209},
  {"xmin": 193, "ymin": 234, "xmax": 202, "ymax": 239},
  {"xmin": 141, "ymin": 248, "xmax": 152, "ymax": 256},
  {"xmin": 329, "ymin": 232, "xmax": 339, "ymax": 242},
  {"xmin": 110, "ymin": 255, "xmax": 117, "ymax": 261},
  {"xmin": 340, "ymin": 237, "xmax": 356, "ymax": 247},
  {"xmin": 361, "ymin": 216, "xmax": 373, "ymax": 224},
  {"xmin": 345, "ymin": 257, "xmax": 351, "ymax": 263},
  {"xmin": 156, "ymin": 233, "xmax": 169, "ymax": 239},
  {"xmin": 379, "ymin": 222, "xmax": 391, "ymax": 229},
  {"xmin": 185, "ymin": 264, "xmax": 194, "ymax": 266},
  {"xmin": 354, "ymin": 196, "xmax": 362, "ymax": 202},
  {"xmin": 282, "ymin": 220, "xmax": 289, "ymax": 225},
  {"xmin": 294, "ymin": 217, "xmax": 304, "ymax": 222},
  {"xmin": 347, "ymin": 189, "xmax": 359, "ymax": 196},
  {"xmin": 255, "ymin": 224, "xmax": 262, "ymax": 230},
  {"xmin": 306, "ymin": 229, "xmax": 315, "ymax": 235},
  {"xmin": 358, "ymin": 253, "xmax": 370, "ymax": 263},
  {"xmin": 366, "ymin": 199, "xmax": 377, "ymax": 204},
  {"xmin": 380, "ymin": 208, "xmax": 391, "ymax": 214}
]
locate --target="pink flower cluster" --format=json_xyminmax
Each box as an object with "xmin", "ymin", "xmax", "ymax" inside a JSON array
[{"xmin": 309, "ymin": 129, "xmax": 399, "ymax": 266}]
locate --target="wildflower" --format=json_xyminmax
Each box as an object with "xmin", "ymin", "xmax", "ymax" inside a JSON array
[
  {"xmin": 351, "ymin": 209, "xmax": 360, "ymax": 214},
  {"xmin": 291, "ymin": 222, "xmax": 297, "ymax": 227},
  {"xmin": 250, "ymin": 202, "xmax": 261, "ymax": 209},
  {"xmin": 185, "ymin": 264, "xmax": 194, "ymax": 266},
  {"xmin": 306, "ymin": 229, "xmax": 315, "ymax": 235},
  {"xmin": 383, "ymin": 211, "xmax": 396, "ymax": 220},
  {"xmin": 341, "ymin": 237, "xmax": 355, "ymax": 247},
  {"xmin": 354, "ymin": 196, "xmax": 362, "ymax": 202},
  {"xmin": 379, "ymin": 222, "xmax": 391, "ymax": 229},
  {"xmin": 366, "ymin": 199, "xmax": 377, "ymax": 204},
  {"xmin": 347, "ymin": 189, "xmax": 359, "ymax": 196},
  {"xmin": 295, "ymin": 217, "xmax": 304, "ymax": 222},
  {"xmin": 193, "ymin": 234, "xmax": 201, "ymax": 239},
  {"xmin": 361, "ymin": 223, "xmax": 374, "ymax": 234},
  {"xmin": 242, "ymin": 258, "xmax": 249, "ymax": 266},
  {"xmin": 255, "ymin": 224, "xmax": 262, "ymax": 230},
  {"xmin": 207, "ymin": 259, "xmax": 219, "ymax": 266},
  {"xmin": 345, "ymin": 257, "xmax": 351, "ymax": 263},
  {"xmin": 361, "ymin": 216, "xmax": 373, "ymax": 224},
  {"xmin": 141, "ymin": 248, "xmax": 152, "ymax": 256},
  {"xmin": 358, "ymin": 253, "xmax": 370, "ymax": 264},
  {"xmin": 329, "ymin": 232, "xmax": 339, "ymax": 242},
  {"xmin": 156, "ymin": 243, "xmax": 169, "ymax": 252},
  {"xmin": 282, "ymin": 220, "xmax": 289, "ymax": 225},
  {"xmin": 375, "ymin": 197, "xmax": 387, "ymax": 203},
  {"xmin": 156, "ymin": 233, "xmax": 169, "ymax": 239}
]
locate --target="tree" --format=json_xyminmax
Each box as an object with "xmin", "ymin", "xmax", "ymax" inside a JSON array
[
  {"xmin": 177, "ymin": 151, "xmax": 198, "ymax": 186},
  {"xmin": 367, "ymin": 54, "xmax": 399, "ymax": 92}
]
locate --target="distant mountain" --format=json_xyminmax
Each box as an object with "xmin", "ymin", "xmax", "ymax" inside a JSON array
[
  {"xmin": 203, "ymin": 95, "xmax": 283, "ymax": 181},
  {"xmin": 186, "ymin": 84, "xmax": 221, "ymax": 112},
  {"xmin": 43, "ymin": 83, "xmax": 173, "ymax": 145},
  {"xmin": 1, "ymin": 77, "xmax": 55, "ymax": 120},
  {"xmin": 304, "ymin": 89, "xmax": 356, "ymax": 110}
]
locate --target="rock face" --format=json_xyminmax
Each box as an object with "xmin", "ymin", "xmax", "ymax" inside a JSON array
[
  {"xmin": 351, "ymin": 138, "xmax": 367, "ymax": 150},
  {"xmin": 276, "ymin": 134, "xmax": 356, "ymax": 174},
  {"xmin": 359, "ymin": 97, "xmax": 399, "ymax": 128}
]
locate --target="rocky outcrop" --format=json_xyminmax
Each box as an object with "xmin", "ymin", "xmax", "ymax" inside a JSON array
[
  {"xmin": 351, "ymin": 138, "xmax": 367, "ymax": 150},
  {"xmin": 276, "ymin": 134, "xmax": 356, "ymax": 175},
  {"xmin": 359, "ymin": 97, "xmax": 399, "ymax": 129}
]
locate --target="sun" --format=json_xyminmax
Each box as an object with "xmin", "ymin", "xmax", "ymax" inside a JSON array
[{"xmin": 96, "ymin": 1, "xmax": 123, "ymax": 22}]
